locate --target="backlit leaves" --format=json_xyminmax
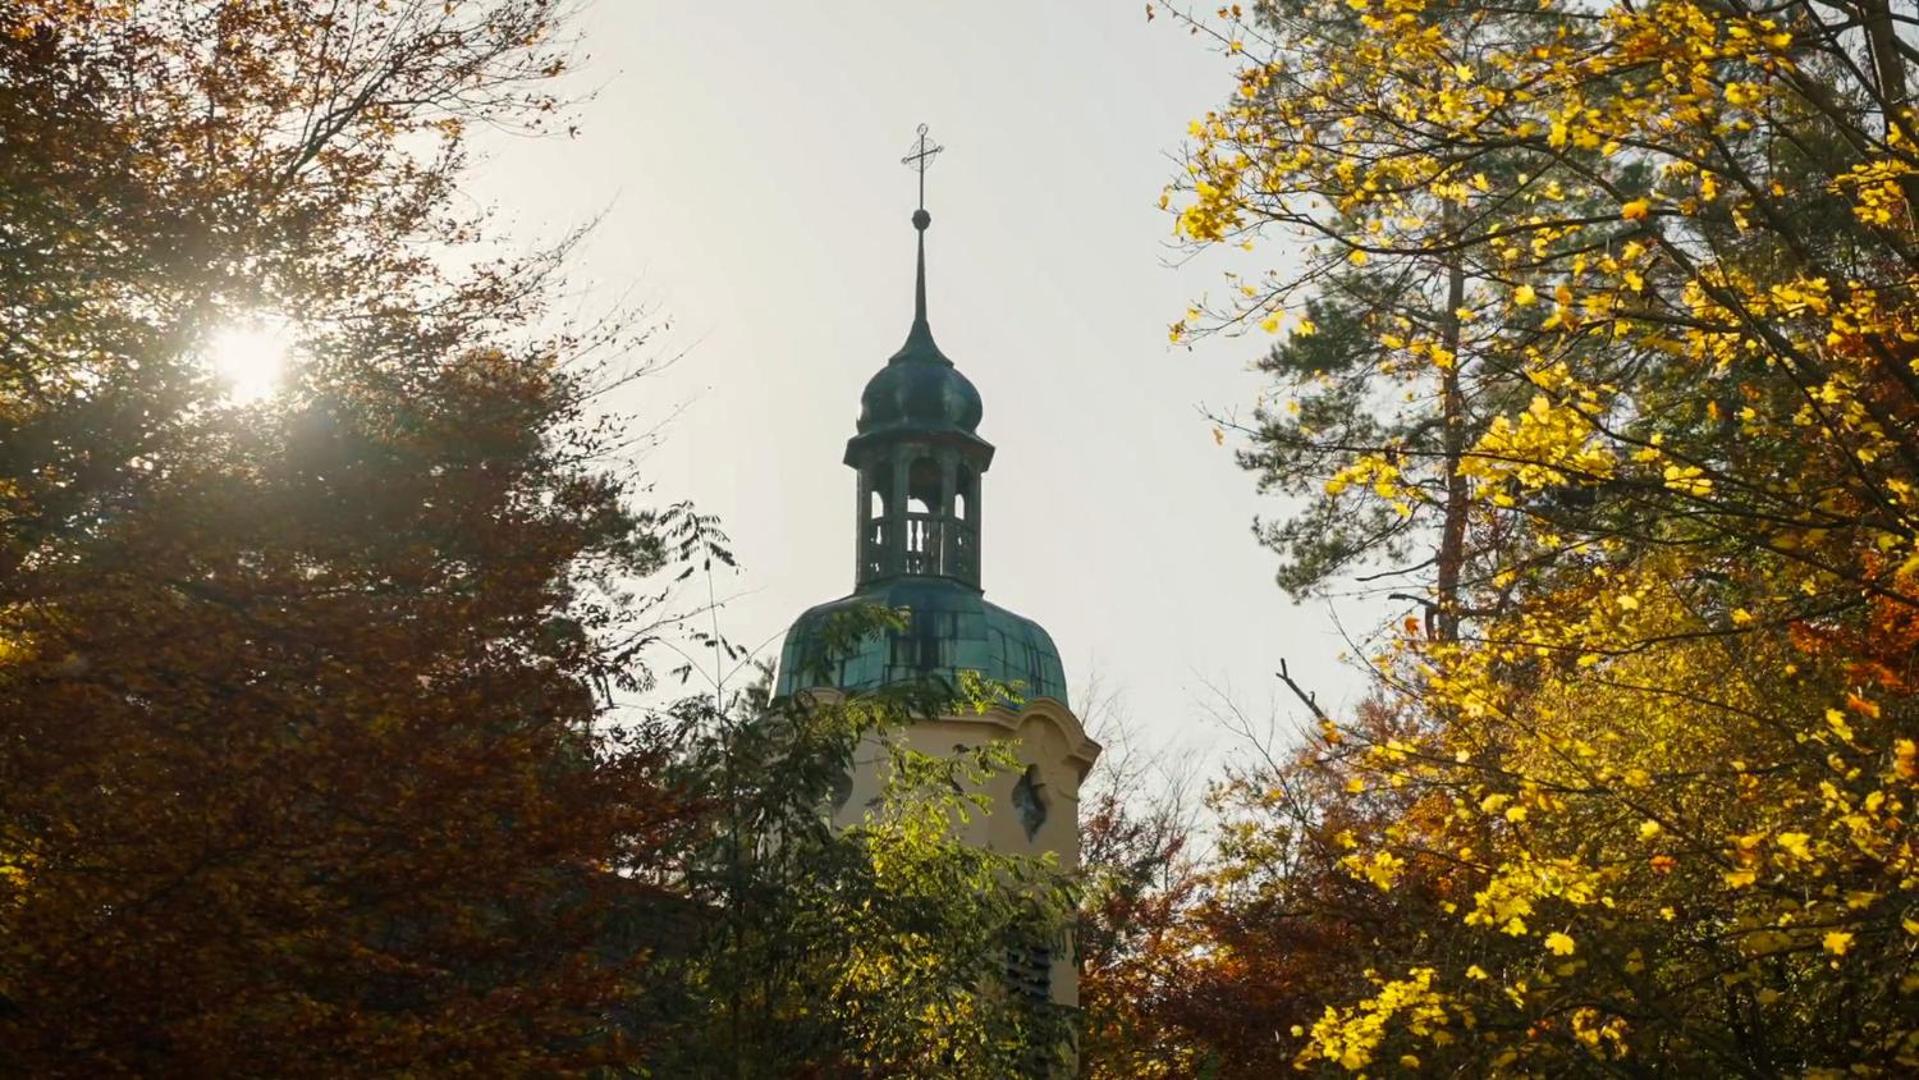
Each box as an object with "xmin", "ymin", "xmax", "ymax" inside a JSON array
[{"xmin": 1159, "ymin": 0, "xmax": 1919, "ymax": 1071}]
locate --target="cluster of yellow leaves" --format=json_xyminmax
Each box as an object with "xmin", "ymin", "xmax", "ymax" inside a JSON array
[
  {"xmin": 1298, "ymin": 967, "xmax": 1459, "ymax": 1072},
  {"xmin": 1463, "ymin": 392, "xmax": 1617, "ymax": 497}
]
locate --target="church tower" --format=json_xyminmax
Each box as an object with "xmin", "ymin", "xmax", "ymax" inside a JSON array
[{"xmin": 774, "ymin": 130, "xmax": 1100, "ymax": 1007}]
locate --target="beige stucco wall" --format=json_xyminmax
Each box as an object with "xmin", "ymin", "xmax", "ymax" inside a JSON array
[{"xmin": 826, "ymin": 697, "xmax": 1101, "ymax": 1007}]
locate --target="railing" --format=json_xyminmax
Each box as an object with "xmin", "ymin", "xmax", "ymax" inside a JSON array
[{"xmin": 861, "ymin": 512, "xmax": 978, "ymax": 583}]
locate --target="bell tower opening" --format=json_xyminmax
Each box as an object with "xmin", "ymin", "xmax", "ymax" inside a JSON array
[{"xmin": 853, "ymin": 443, "xmax": 987, "ymax": 588}]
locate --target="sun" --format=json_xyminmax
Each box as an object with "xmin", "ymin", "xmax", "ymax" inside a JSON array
[{"xmin": 205, "ymin": 322, "xmax": 292, "ymax": 404}]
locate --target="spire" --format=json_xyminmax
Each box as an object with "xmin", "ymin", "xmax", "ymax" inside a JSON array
[
  {"xmin": 902, "ymin": 208, "xmax": 936, "ymax": 353},
  {"xmin": 913, "ymin": 208, "xmax": 930, "ymax": 328},
  {"xmin": 898, "ymin": 124, "xmax": 945, "ymax": 362}
]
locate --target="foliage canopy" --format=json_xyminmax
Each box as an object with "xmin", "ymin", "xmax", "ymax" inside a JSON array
[{"xmin": 1105, "ymin": 0, "xmax": 1919, "ymax": 1073}]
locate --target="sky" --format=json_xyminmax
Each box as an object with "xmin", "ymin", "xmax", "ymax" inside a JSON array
[{"xmin": 470, "ymin": 1, "xmax": 1384, "ymax": 761}]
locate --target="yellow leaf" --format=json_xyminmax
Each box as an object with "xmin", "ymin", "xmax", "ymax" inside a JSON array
[
  {"xmin": 1545, "ymin": 932, "xmax": 1576, "ymax": 956},
  {"xmin": 1823, "ymin": 931, "xmax": 1854, "ymax": 956},
  {"xmin": 1825, "ymin": 708, "xmax": 1855, "ymax": 743},
  {"xmin": 1621, "ymin": 198, "xmax": 1651, "ymax": 220}
]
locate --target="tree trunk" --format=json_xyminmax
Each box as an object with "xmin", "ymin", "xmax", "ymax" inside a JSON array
[{"xmin": 1433, "ymin": 258, "xmax": 1468, "ymax": 643}]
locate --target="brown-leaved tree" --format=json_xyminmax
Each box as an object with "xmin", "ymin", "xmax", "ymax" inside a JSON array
[{"xmin": 0, "ymin": 3, "xmax": 703, "ymax": 1073}]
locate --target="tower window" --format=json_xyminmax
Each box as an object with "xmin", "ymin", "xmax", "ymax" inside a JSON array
[
  {"xmin": 1011, "ymin": 765, "xmax": 1046, "ymax": 840},
  {"xmin": 829, "ymin": 767, "xmax": 854, "ymax": 812},
  {"xmin": 1005, "ymin": 944, "xmax": 1052, "ymax": 1004}
]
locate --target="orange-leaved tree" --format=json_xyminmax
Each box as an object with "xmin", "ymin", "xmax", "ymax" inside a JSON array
[{"xmin": 0, "ymin": 3, "xmax": 708, "ymax": 1073}]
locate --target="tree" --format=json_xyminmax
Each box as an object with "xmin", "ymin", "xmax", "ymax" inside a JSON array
[
  {"xmin": 0, "ymin": 4, "xmax": 708, "ymax": 1072},
  {"xmin": 637, "ymin": 641, "xmax": 1081, "ymax": 1078},
  {"xmin": 1172, "ymin": 0, "xmax": 1594, "ymax": 637},
  {"xmin": 1166, "ymin": 0, "xmax": 1919, "ymax": 1071},
  {"xmin": 1080, "ymin": 691, "xmax": 1473, "ymax": 1078},
  {"xmin": 1075, "ymin": 713, "xmax": 1208, "ymax": 1078}
]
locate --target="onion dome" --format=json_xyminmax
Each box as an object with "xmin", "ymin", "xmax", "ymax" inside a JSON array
[
  {"xmin": 855, "ymin": 325, "xmax": 984, "ymax": 438},
  {"xmin": 845, "ymin": 208, "xmax": 991, "ymax": 458}
]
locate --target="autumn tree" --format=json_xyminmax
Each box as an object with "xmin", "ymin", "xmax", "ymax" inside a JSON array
[
  {"xmin": 1079, "ymin": 691, "xmax": 1483, "ymax": 1078},
  {"xmin": 1166, "ymin": 0, "xmax": 1919, "ymax": 1072},
  {"xmin": 1074, "ymin": 712, "xmax": 1209, "ymax": 1078},
  {"xmin": 0, "ymin": 3, "xmax": 710, "ymax": 1073},
  {"xmin": 1175, "ymin": 0, "xmax": 1601, "ymax": 637},
  {"xmin": 618, "ymin": 627, "xmax": 1080, "ymax": 1078}
]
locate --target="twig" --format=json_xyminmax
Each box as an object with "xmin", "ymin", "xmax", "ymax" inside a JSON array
[{"xmin": 1275, "ymin": 658, "xmax": 1331, "ymax": 725}]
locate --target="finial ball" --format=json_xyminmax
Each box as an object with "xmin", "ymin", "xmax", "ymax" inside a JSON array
[{"xmin": 912, "ymin": 209, "xmax": 931, "ymax": 231}]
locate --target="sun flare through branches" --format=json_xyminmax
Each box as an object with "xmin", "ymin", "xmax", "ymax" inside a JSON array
[{"xmin": 204, "ymin": 321, "xmax": 292, "ymax": 404}]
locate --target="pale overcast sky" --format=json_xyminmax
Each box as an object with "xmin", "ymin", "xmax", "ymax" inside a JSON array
[{"xmin": 471, "ymin": 2, "xmax": 1383, "ymax": 755}]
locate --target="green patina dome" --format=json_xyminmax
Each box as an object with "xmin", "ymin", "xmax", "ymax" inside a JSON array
[
  {"xmin": 775, "ymin": 578, "xmax": 1069, "ymax": 706},
  {"xmin": 854, "ymin": 322, "xmax": 984, "ymax": 440}
]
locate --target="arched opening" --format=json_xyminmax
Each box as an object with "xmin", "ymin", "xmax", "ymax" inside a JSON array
[
  {"xmin": 950, "ymin": 464, "xmax": 979, "ymax": 582},
  {"xmin": 902, "ymin": 456, "xmax": 943, "ymax": 571},
  {"xmin": 860, "ymin": 460, "xmax": 897, "ymax": 583},
  {"xmin": 867, "ymin": 460, "xmax": 896, "ymax": 511},
  {"xmin": 905, "ymin": 455, "xmax": 941, "ymax": 515}
]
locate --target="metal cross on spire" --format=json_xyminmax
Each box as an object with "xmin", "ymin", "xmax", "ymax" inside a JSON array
[
  {"xmin": 900, "ymin": 123, "xmax": 944, "ymax": 212},
  {"xmin": 899, "ymin": 124, "xmax": 945, "ymax": 333}
]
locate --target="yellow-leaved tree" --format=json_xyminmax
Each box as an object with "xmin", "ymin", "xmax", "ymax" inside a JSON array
[{"xmin": 1162, "ymin": 0, "xmax": 1919, "ymax": 1072}]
